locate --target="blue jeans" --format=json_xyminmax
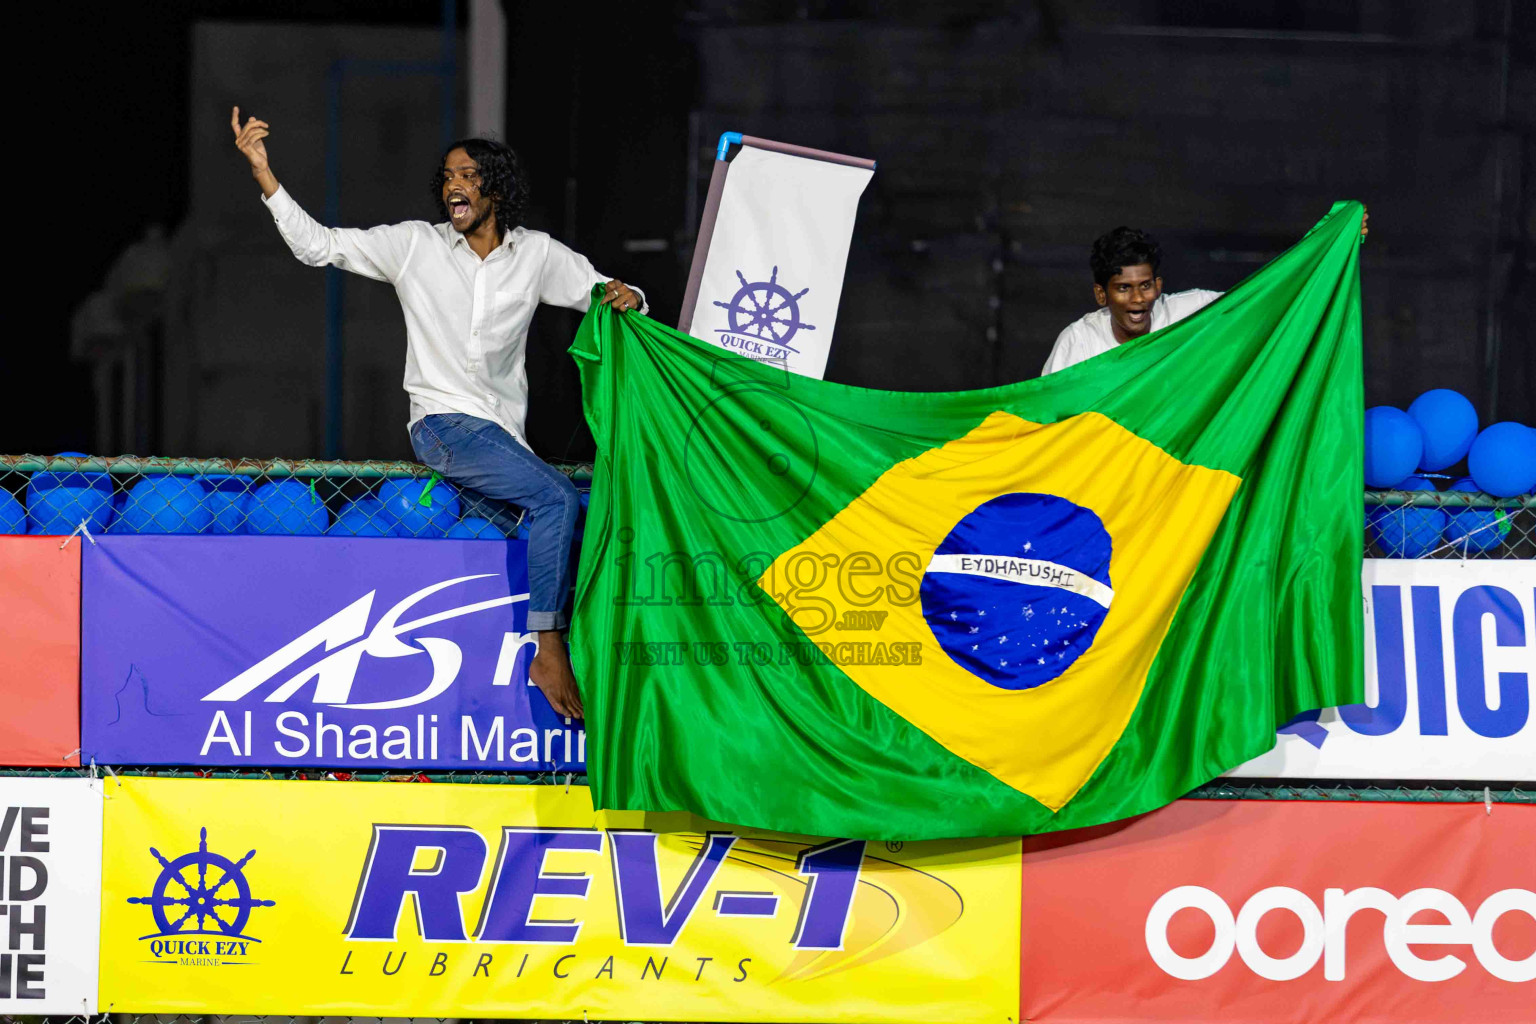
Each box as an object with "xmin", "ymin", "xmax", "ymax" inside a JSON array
[{"xmin": 409, "ymin": 413, "xmax": 580, "ymax": 631}]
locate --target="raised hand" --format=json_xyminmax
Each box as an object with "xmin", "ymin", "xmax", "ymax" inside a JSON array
[
  {"xmin": 231, "ymin": 107, "xmax": 279, "ymax": 197},
  {"xmin": 231, "ymin": 107, "xmax": 270, "ymax": 170}
]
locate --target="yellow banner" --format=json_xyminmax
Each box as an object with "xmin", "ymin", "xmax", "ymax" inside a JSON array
[{"xmin": 99, "ymin": 777, "xmax": 1020, "ymax": 1022}]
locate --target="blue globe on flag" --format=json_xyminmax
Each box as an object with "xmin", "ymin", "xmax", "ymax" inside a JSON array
[{"xmin": 920, "ymin": 492, "xmax": 1114, "ymax": 691}]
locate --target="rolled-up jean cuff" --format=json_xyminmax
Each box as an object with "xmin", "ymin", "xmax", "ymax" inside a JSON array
[{"xmin": 527, "ymin": 610, "xmax": 566, "ymax": 632}]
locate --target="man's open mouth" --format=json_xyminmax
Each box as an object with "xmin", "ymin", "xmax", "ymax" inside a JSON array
[
  {"xmin": 1126, "ymin": 309, "xmax": 1149, "ymax": 323},
  {"xmin": 448, "ymin": 195, "xmax": 471, "ymax": 219}
]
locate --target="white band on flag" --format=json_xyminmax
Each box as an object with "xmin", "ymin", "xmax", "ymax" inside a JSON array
[{"xmin": 926, "ymin": 554, "xmax": 1116, "ymax": 609}]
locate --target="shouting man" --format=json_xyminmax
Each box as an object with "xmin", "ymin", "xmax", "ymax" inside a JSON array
[
  {"xmin": 233, "ymin": 108, "xmax": 642, "ymax": 719},
  {"xmin": 1043, "ymin": 217, "xmax": 1365, "ymax": 375}
]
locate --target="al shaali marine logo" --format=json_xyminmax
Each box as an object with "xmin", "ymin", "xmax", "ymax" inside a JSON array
[
  {"xmin": 129, "ymin": 826, "xmax": 274, "ymax": 963},
  {"xmin": 201, "ymin": 573, "xmax": 526, "ymax": 710},
  {"xmin": 714, "ymin": 266, "xmax": 816, "ymax": 354}
]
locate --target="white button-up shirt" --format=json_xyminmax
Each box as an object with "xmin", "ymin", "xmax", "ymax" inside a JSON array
[
  {"xmin": 1040, "ymin": 288, "xmax": 1221, "ymax": 376},
  {"xmin": 263, "ymin": 186, "xmax": 644, "ymax": 448}
]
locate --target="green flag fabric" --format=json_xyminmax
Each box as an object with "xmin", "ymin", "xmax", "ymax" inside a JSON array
[{"xmin": 569, "ymin": 201, "xmax": 1365, "ymax": 841}]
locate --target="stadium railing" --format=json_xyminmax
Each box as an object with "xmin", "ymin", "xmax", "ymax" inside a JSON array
[{"xmin": 2, "ymin": 453, "xmax": 1531, "ymax": 551}]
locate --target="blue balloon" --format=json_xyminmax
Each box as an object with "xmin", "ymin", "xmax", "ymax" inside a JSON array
[
  {"xmin": 1407, "ymin": 389, "xmax": 1479, "ymax": 471},
  {"xmin": 446, "ymin": 516, "xmax": 505, "ymax": 539},
  {"xmin": 27, "ymin": 485, "xmax": 114, "ymax": 535},
  {"xmin": 1366, "ymin": 476, "xmax": 1445, "ymax": 558},
  {"xmin": 198, "ymin": 475, "xmax": 252, "ymax": 535},
  {"xmin": 1364, "ymin": 406, "xmax": 1423, "ymax": 489},
  {"xmin": 114, "ymin": 476, "xmax": 212, "ymax": 535},
  {"xmin": 25, "ymin": 452, "xmax": 116, "ymax": 535},
  {"xmin": 1443, "ymin": 478, "xmax": 1511, "ymax": 553},
  {"xmin": 329, "ymin": 497, "xmax": 393, "ymax": 537},
  {"xmin": 0, "ymin": 490, "xmax": 25, "ymax": 534},
  {"xmin": 27, "ymin": 452, "xmax": 112, "ymax": 495},
  {"xmin": 1467, "ymin": 421, "xmax": 1536, "ymax": 498},
  {"xmin": 380, "ymin": 477, "xmax": 461, "ymax": 537},
  {"xmin": 247, "ymin": 480, "xmax": 328, "ymax": 535}
]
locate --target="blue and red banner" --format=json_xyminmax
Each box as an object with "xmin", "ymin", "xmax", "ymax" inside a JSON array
[
  {"xmin": 80, "ymin": 536, "xmax": 581, "ymax": 771},
  {"xmin": 0, "ymin": 536, "xmax": 82, "ymax": 765}
]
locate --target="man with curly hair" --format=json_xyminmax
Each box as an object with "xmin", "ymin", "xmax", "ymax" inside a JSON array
[
  {"xmin": 1042, "ymin": 217, "xmax": 1365, "ymax": 375},
  {"xmin": 1040, "ymin": 226, "xmax": 1219, "ymax": 376},
  {"xmin": 232, "ymin": 108, "xmax": 639, "ymax": 720}
]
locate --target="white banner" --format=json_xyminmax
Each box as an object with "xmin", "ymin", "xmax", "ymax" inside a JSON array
[
  {"xmin": 687, "ymin": 146, "xmax": 872, "ymax": 378},
  {"xmin": 1233, "ymin": 559, "xmax": 1535, "ymax": 781},
  {"xmin": 0, "ymin": 778, "xmax": 102, "ymax": 1014}
]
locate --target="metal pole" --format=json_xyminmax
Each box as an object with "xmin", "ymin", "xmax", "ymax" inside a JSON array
[
  {"xmin": 1483, "ymin": 0, "xmax": 1513, "ymax": 419},
  {"xmin": 323, "ymin": 60, "xmax": 345, "ymax": 459},
  {"xmin": 467, "ymin": 0, "xmax": 506, "ymax": 139},
  {"xmin": 1, "ymin": 454, "xmax": 596, "ymax": 486},
  {"xmin": 441, "ymin": 0, "xmax": 458, "ymax": 150},
  {"xmin": 739, "ymin": 134, "xmax": 877, "ymax": 170},
  {"xmin": 678, "ymin": 157, "xmax": 730, "ymax": 333}
]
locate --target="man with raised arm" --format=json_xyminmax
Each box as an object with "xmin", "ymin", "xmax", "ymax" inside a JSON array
[{"xmin": 232, "ymin": 107, "xmax": 642, "ymax": 720}]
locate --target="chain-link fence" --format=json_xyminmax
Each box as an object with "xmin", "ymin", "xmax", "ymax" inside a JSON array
[
  {"xmin": 0, "ymin": 454, "xmax": 598, "ymax": 542},
  {"xmin": 1, "ymin": 766, "xmax": 1529, "ymax": 805},
  {"xmin": 1365, "ymin": 483, "xmax": 1535, "ymax": 559},
  {"xmin": 3, "ymin": 454, "xmax": 1532, "ymax": 555}
]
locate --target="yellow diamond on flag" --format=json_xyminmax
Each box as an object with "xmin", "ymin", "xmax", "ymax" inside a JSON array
[{"xmin": 760, "ymin": 410, "xmax": 1241, "ymax": 811}]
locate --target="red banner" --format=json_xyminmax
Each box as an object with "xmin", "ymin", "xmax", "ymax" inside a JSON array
[
  {"xmin": 1020, "ymin": 800, "xmax": 1534, "ymax": 1023},
  {"xmin": 0, "ymin": 536, "xmax": 81, "ymax": 765}
]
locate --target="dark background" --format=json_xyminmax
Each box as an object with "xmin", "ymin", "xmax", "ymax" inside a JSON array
[{"xmin": 8, "ymin": 0, "xmax": 1533, "ymax": 462}]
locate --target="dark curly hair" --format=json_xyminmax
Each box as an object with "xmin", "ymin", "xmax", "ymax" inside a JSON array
[
  {"xmin": 430, "ymin": 137, "xmax": 529, "ymax": 236},
  {"xmin": 1090, "ymin": 226, "xmax": 1161, "ymax": 286}
]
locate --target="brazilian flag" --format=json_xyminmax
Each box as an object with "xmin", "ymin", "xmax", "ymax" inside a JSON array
[{"xmin": 570, "ymin": 202, "xmax": 1365, "ymax": 840}]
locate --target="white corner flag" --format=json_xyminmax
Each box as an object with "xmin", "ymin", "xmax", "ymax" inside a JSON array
[{"xmin": 681, "ymin": 137, "xmax": 874, "ymax": 379}]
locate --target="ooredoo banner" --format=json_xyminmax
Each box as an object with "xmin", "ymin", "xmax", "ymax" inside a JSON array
[
  {"xmin": 80, "ymin": 535, "xmax": 582, "ymax": 771},
  {"xmin": 0, "ymin": 778, "xmax": 103, "ymax": 1015},
  {"xmin": 98, "ymin": 777, "xmax": 1020, "ymax": 1021},
  {"xmin": 1234, "ymin": 559, "xmax": 1534, "ymax": 780},
  {"xmin": 0, "ymin": 536, "xmax": 82, "ymax": 766},
  {"xmin": 1018, "ymin": 800, "xmax": 1534, "ymax": 1023}
]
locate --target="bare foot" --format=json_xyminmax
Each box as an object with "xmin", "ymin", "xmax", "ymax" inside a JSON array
[{"xmin": 530, "ymin": 630, "xmax": 584, "ymax": 719}]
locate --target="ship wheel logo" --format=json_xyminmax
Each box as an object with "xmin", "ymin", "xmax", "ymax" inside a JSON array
[
  {"xmin": 713, "ymin": 267, "xmax": 816, "ymax": 352},
  {"xmin": 127, "ymin": 827, "xmax": 275, "ymax": 940}
]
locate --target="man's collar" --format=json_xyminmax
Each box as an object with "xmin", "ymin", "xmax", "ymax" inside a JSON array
[{"xmin": 450, "ymin": 224, "xmax": 522, "ymax": 253}]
